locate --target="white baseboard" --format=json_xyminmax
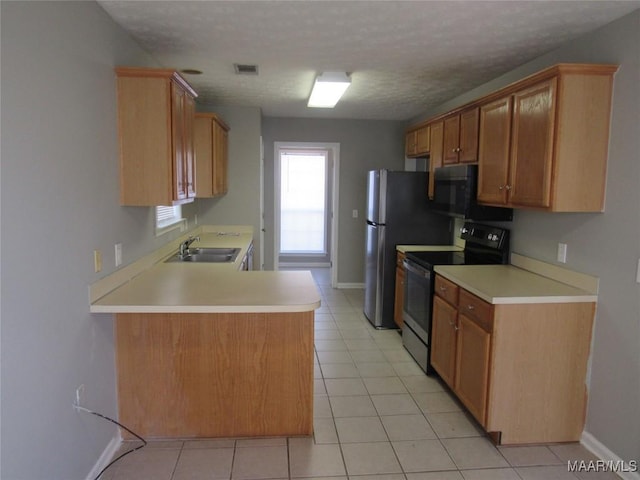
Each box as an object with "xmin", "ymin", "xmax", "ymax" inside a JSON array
[
  {"xmin": 581, "ymin": 430, "xmax": 639, "ymax": 480},
  {"xmin": 86, "ymin": 433, "xmax": 121, "ymax": 480}
]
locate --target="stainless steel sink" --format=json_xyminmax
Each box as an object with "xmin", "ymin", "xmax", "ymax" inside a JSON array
[
  {"xmin": 189, "ymin": 247, "xmax": 240, "ymax": 256},
  {"xmin": 165, "ymin": 247, "xmax": 241, "ymax": 263}
]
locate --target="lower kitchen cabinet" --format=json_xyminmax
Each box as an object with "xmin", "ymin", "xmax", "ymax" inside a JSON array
[
  {"xmin": 432, "ymin": 273, "xmax": 595, "ymax": 444},
  {"xmin": 431, "ymin": 295, "xmax": 458, "ymax": 387},
  {"xmin": 394, "ymin": 252, "xmax": 406, "ymax": 328},
  {"xmin": 455, "ymin": 312, "xmax": 491, "ymax": 426},
  {"xmin": 115, "ymin": 310, "xmax": 314, "ymax": 438}
]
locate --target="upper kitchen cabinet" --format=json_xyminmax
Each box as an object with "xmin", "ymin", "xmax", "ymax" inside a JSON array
[
  {"xmin": 477, "ymin": 64, "xmax": 618, "ymax": 212},
  {"xmin": 442, "ymin": 107, "xmax": 479, "ymax": 165},
  {"xmin": 427, "ymin": 120, "xmax": 444, "ymax": 199},
  {"xmin": 116, "ymin": 67, "xmax": 198, "ymax": 206},
  {"xmin": 405, "ymin": 124, "xmax": 430, "ymax": 157},
  {"xmin": 194, "ymin": 113, "xmax": 230, "ymax": 197}
]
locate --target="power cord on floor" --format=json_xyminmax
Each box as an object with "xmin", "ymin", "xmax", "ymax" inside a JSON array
[{"xmin": 74, "ymin": 404, "xmax": 147, "ymax": 480}]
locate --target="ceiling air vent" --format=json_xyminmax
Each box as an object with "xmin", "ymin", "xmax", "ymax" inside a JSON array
[{"xmin": 234, "ymin": 64, "xmax": 259, "ymax": 75}]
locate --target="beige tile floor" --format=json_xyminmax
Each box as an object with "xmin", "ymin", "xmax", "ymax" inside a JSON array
[{"xmin": 101, "ymin": 268, "xmax": 620, "ymax": 480}]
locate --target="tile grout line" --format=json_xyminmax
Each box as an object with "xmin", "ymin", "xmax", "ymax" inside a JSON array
[{"xmin": 168, "ymin": 441, "xmax": 185, "ymax": 480}]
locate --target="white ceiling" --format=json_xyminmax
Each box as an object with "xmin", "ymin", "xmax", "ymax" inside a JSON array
[{"xmin": 97, "ymin": 0, "xmax": 639, "ymax": 121}]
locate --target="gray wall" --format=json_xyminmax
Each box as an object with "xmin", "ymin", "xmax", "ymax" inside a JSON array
[
  {"xmin": 0, "ymin": 2, "xmax": 197, "ymax": 478},
  {"xmin": 195, "ymin": 105, "xmax": 263, "ymax": 267},
  {"xmin": 261, "ymin": 118, "xmax": 406, "ymax": 282},
  {"xmin": 413, "ymin": 10, "xmax": 640, "ymax": 463}
]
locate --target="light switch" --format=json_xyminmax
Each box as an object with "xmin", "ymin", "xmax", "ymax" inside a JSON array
[
  {"xmin": 557, "ymin": 243, "xmax": 567, "ymax": 263},
  {"xmin": 352, "ymin": 209, "xmax": 358, "ymax": 219},
  {"xmin": 93, "ymin": 250, "xmax": 102, "ymax": 273},
  {"xmin": 115, "ymin": 243, "xmax": 123, "ymax": 267}
]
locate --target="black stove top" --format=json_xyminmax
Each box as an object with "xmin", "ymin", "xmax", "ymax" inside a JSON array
[
  {"xmin": 404, "ymin": 222, "xmax": 510, "ymax": 270},
  {"xmin": 405, "ymin": 250, "xmax": 465, "ymax": 268},
  {"xmin": 405, "ymin": 249, "xmax": 504, "ymax": 269}
]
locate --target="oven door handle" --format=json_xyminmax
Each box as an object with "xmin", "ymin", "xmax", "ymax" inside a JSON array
[{"xmin": 403, "ymin": 259, "xmax": 431, "ymax": 279}]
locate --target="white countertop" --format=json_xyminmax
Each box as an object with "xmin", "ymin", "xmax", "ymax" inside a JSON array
[
  {"xmin": 434, "ymin": 264, "xmax": 598, "ymax": 305},
  {"xmin": 90, "ymin": 227, "xmax": 321, "ymax": 314}
]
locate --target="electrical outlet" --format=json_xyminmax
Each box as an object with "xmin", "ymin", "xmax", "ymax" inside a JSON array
[
  {"xmin": 636, "ymin": 259, "xmax": 640, "ymax": 284},
  {"xmin": 557, "ymin": 243, "xmax": 568, "ymax": 263},
  {"xmin": 93, "ymin": 250, "xmax": 102, "ymax": 272},
  {"xmin": 352, "ymin": 209, "xmax": 358, "ymax": 219},
  {"xmin": 115, "ymin": 243, "xmax": 123, "ymax": 267},
  {"xmin": 75, "ymin": 384, "xmax": 85, "ymax": 407}
]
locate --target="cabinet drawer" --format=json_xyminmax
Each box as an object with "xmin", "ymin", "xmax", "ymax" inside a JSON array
[
  {"xmin": 458, "ymin": 289, "xmax": 493, "ymax": 332},
  {"xmin": 435, "ymin": 275, "xmax": 459, "ymax": 305}
]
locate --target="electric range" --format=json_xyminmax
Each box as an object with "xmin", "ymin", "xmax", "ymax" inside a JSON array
[{"xmin": 401, "ymin": 222, "xmax": 510, "ymax": 374}]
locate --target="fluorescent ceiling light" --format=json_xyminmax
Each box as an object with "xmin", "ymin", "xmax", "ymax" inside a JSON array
[{"xmin": 307, "ymin": 72, "xmax": 351, "ymax": 108}]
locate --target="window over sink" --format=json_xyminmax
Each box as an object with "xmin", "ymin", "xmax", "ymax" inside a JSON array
[{"xmin": 155, "ymin": 205, "xmax": 185, "ymax": 236}]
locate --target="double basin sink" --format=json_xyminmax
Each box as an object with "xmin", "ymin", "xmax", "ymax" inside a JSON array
[{"xmin": 165, "ymin": 247, "xmax": 241, "ymax": 263}]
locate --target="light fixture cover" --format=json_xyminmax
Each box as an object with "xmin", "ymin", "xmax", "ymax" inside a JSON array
[{"xmin": 307, "ymin": 72, "xmax": 351, "ymax": 108}]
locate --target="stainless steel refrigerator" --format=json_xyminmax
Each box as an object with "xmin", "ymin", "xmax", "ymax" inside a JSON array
[{"xmin": 364, "ymin": 170, "xmax": 451, "ymax": 329}]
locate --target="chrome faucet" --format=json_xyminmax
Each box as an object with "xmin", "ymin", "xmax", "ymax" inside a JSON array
[{"xmin": 179, "ymin": 236, "xmax": 200, "ymax": 257}]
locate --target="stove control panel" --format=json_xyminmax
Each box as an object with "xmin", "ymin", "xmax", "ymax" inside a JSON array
[{"xmin": 460, "ymin": 222, "xmax": 509, "ymax": 250}]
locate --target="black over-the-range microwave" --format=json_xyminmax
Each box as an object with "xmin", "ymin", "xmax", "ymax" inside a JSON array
[{"xmin": 430, "ymin": 164, "xmax": 513, "ymax": 221}]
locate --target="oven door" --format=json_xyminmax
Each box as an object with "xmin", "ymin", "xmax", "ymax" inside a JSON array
[{"xmin": 402, "ymin": 259, "xmax": 433, "ymax": 344}]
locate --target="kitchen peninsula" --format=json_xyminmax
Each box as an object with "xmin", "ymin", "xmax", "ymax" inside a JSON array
[{"xmin": 90, "ymin": 226, "xmax": 320, "ymax": 439}]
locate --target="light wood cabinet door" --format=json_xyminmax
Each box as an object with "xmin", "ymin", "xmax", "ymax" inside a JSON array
[
  {"xmin": 394, "ymin": 252, "xmax": 406, "ymax": 328},
  {"xmin": 416, "ymin": 125, "xmax": 430, "ymax": 154},
  {"xmin": 116, "ymin": 67, "xmax": 198, "ymax": 206},
  {"xmin": 171, "ymin": 83, "xmax": 197, "ymax": 201},
  {"xmin": 509, "ymin": 78, "xmax": 557, "ymax": 207},
  {"xmin": 213, "ymin": 121, "xmax": 229, "ymax": 195},
  {"xmin": 428, "ymin": 121, "xmax": 444, "ymax": 198},
  {"xmin": 478, "ymin": 96, "xmax": 512, "ymax": 205},
  {"xmin": 194, "ymin": 113, "xmax": 230, "ymax": 198},
  {"xmin": 455, "ymin": 313, "xmax": 491, "ymax": 426},
  {"xmin": 171, "ymin": 84, "xmax": 187, "ymax": 201},
  {"xmin": 443, "ymin": 115, "xmax": 461, "ymax": 164},
  {"xmin": 405, "ymin": 126, "xmax": 430, "ymax": 157},
  {"xmin": 394, "ymin": 266, "xmax": 405, "ymax": 329},
  {"xmin": 459, "ymin": 107, "xmax": 479, "ymax": 163},
  {"xmin": 431, "ymin": 296, "xmax": 458, "ymax": 389},
  {"xmin": 183, "ymin": 93, "xmax": 196, "ymax": 199},
  {"xmin": 443, "ymin": 108, "xmax": 479, "ymax": 164},
  {"xmin": 405, "ymin": 131, "xmax": 417, "ymax": 157}
]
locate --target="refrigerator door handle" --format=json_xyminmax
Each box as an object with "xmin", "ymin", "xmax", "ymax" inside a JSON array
[{"xmin": 367, "ymin": 220, "xmax": 382, "ymax": 227}]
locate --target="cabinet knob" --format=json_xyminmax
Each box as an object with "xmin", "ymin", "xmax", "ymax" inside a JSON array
[
  {"xmin": 467, "ymin": 304, "xmax": 475, "ymax": 311},
  {"xmin": 498, "ymin": 185, "xmax": 504, "ymax": 191},
  {"xmin": 505, "ymin": 185, "xmax": 512, "ymax": 191},
  {"xmin": 440, "ymin": 286, "xmax": 447, "ymax": 292}
]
